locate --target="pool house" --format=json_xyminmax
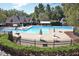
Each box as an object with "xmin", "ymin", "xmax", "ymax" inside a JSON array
[
  {"xmin": 40, "ymin": 21, "xmax": 51, "ymax": 25},
  {"xmin": 5, "ymin": 15, "xmax": 32, "ymax": 27}
]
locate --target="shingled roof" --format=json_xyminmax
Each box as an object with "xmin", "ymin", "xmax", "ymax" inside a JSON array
[{"xmin": 6, "ymin": 15, "xmax": 32, "ymax": 24}]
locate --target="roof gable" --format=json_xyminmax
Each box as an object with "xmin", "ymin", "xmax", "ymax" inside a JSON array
[{"xmin": 6, "ymin": 15, "xmax": 32, "ymax": 24}]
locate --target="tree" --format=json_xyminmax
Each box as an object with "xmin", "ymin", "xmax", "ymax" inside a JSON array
[
  {"xmin": 46, "ymin": 4, "xmax": 52, "ymax": 19},
  {"xmin": 32, "ymin": 3, "xmax": 46, "ymax": 21},
  {"xmin": 38, "ymin": 3, "xmax": 45, "ymax": 13},
  {"xmin": 0, "ymin": 8, "xmax": 29, "ymax": 23},
  {"xmin": 34, "ymin": 6, "xmax": 39, "ymax": 20},
  {"xmin": 0, "ymin": 13, "xmax": 7, "ymax": 23},
  {"xmin": 30, "ymin": 3, "xmax": 64, "ymax": 21},
  {"xmin": 62, "ymin": 3, "xmax": 79, "ymax": 26},
  {"xmin": 54, "ymin": 6, "xmax": 64, "ymax": 20},
  {"xmin": 38, "ymin": 13, "xmax": 49, "ymax": 21}
]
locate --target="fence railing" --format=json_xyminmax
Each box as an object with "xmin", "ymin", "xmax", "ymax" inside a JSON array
[
  {"xmin": 0, "ymin": 31, "xmax": 73, "ymax": 48},
  {"xmin": 20, "ymin": 39, "xmax": 73, "ymax": 48}
]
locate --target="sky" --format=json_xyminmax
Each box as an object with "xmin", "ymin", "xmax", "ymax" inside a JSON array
[{"xmin": 0, "ymin": 3, "xmax": 61, "ymax": 14}]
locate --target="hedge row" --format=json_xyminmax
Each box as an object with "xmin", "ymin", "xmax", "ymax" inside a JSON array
[
  {"xmin": 0, "ymin": 34, "xmax": 79, "ymax": 56},
  {"xmin": 19, "ymin": 23, "xmax": 38, "ymax": 26},
  {"xmin": 50, "ymin": 22, "xmax": 62, "ymax": 26},
  {"xmin": 73, "ymin": 29, "xmax": 79, "ymax": 36},
  {"xmin": 19, "ymin": 22, "xmax": 62, "ymax": 26}
]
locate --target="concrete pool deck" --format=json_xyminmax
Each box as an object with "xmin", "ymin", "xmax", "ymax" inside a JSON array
[{"xmin": 13, "ymin": 30, "xmax": 72, "ymax": 42}]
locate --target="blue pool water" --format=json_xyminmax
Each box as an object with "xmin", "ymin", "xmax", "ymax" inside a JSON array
[{"xmin": 1, "ymin": 26, "xmax": 73, "ymax": 34}]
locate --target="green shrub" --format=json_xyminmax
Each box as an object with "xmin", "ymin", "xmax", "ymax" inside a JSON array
[
  {"xmin": 74, "ymin": 29, "xmax": 79, "ymax": 36},
  {"xmin": 75, "ymin": 30, "xmax": 79, "ymax": 33},
  {"xmin": 50, "ymin": 22, "xmax": 62, "ymax": 26}
]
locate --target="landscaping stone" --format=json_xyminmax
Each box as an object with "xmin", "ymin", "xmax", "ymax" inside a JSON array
[{"xmin": 0, "ymin": 50, "xmax": 11, "ymax": 56}]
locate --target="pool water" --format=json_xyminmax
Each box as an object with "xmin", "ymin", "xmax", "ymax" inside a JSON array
[{"xmin": 1, "ymin": 26, "xmax": 73, "ymax": 34}]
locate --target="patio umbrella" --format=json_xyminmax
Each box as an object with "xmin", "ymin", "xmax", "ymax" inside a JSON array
[
  {"xmin": 53, "ymin": 28, "xmax": 55, "ymax": 37},
  {"xmin": 39, "ymin": 29, "xmax": 42, "ymax": 35},
  {"xmin": 39, "ymin": 29, "xmax": 43, "ymax": 41},
  {"xmin": 53, "ymin": 28, "xmax": 55, "ymax": 32}
]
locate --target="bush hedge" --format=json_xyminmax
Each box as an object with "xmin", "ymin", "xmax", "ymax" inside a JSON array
[
  {"xmin": 0, "ymin": 34, "xmax": 79, "ymax": 56},
  {"xmin": 50, "ymin": 22, "xmax": 62, "ymax": 26},
  {"xmin": 73, "ymin": 29, "xmax": 79, "ymax": 36},
  {"xmin": 22, "ymin": 23, "xmax": 38, "ymax": 26}
]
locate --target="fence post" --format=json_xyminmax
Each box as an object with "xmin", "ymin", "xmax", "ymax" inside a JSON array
[
  {"xmin": 70, "ymin": 39, "xmax": 73, "ymax": 46},
  {"xmin": 53, "ymin": 40, "xmax": 55, "ymax": 48},
  {"xmin": 34, "ymin": 39, "xmax": 36, "ymax": 47},
  {"xmin": 19, "ymin": 39, "xmax": 21, "ymax": 45}
]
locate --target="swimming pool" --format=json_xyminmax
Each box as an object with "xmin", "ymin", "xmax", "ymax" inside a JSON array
[{"xmin": 1, "ymin": 26, "xmax": 73, "ymax": 34}]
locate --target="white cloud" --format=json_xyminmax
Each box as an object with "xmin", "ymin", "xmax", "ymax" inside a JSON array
[{"xmin": 12, "ymin": 3, "xmax": 29, "ymax": 10}]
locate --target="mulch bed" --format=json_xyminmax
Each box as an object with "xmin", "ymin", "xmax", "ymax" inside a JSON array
[{"xmin": 65, "ymin": 31, "xmax": 79, "ymax": 43}]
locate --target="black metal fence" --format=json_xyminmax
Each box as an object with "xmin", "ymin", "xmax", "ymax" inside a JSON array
[
  {"xmin": 20, "ymin": 39, "xmax": 73, "ymax": 48},
  {"xmin": 0, "ymin": 31, "xmax": 73, "ymax": 48}
]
